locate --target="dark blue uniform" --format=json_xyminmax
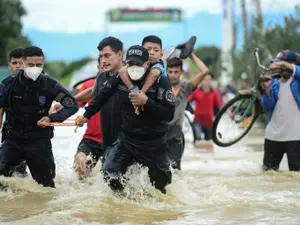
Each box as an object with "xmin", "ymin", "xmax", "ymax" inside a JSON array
[
  {"xmin": 93, "ymin": 72, "xmax": 121, "ymax": 149},
  {"xmin": 0, "ymin": 70, "xmax": 78, "ymax": 187},
  {"xmin": 84, "ymin": 74, "xmax": 175, "ymax": 194}
]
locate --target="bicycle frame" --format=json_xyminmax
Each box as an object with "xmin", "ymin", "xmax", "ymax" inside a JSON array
[{"xmin": 232, "ymin": 48, "xmax": 269, "ymax": 123}]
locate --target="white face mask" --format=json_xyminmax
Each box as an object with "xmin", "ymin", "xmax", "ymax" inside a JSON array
[
  {"xmin": 25, "ymin": 66, "xmax": 43, "ymax": 81},
  {"xmin": 127, "ymin": 65, "xmax": 145, "ymax": 81}
]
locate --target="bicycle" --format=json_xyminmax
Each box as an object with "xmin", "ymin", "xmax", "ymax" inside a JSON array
[{"xmin": 212, "ymin": 48, "xmax": 288, "ymax": 147}]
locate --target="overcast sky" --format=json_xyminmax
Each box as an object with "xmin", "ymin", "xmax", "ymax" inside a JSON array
[{"xmin": 22, "ymin": 0, "xmax": 299, "ymax": 34}]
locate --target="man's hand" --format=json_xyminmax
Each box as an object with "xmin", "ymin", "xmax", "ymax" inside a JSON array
[
  {"xmin": 269, "ymin": 61, "xmax": 286, "ymax": 70},
  {"xmin": 37, "ymin": 116, "xmax": 51, "ymax": 128},
  {"xmin": 263, "ymin": 75, "xmax": 272, "ymax": 89},
  {"xmin": 75, "ymin": 115, "xmax": 88, "ymax": 127},
  {"xmin": 129, "ymin": 91, "xmax": 148, "ymax": 107}
]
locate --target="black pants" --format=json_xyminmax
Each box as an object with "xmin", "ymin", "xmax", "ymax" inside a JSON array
[
  {"xmin": 167, "ymin": 136, "xmax": 184, "ymax": 170},
  {"xmin": 1, "ymin": 122, "xmax": 27, "ymax": 176},
  {"xmin": 263, "ymin": 139, "xmax": 300, "ymax": 172},
  {"xmin": 102, "ymin": 139, "xmax": 172, "ymax": 194},
  {"xmin": 76, "ymin": 138, "xmax": 105, "ymax": 169},
  {"xmin": 0, "ymin": 138, "xmax": 55, "ymax": 187}
]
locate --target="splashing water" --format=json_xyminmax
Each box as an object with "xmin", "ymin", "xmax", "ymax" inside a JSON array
[{"xmin": 0, "ymin": 113, "xmax": 300, "ymax": 225}]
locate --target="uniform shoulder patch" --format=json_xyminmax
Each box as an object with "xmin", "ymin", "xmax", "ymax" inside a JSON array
[
  {"xmin": 165, "ymin": 90, "xmax": 176, "ymax": 103},
  {"xmin": 62, "ymin": 96, "xmax": 75, "ymax": 107}
]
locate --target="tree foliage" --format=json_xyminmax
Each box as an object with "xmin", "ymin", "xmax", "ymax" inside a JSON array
[
  {"xmin": 44, "ymin": 57, "xmax": 92, "ymax": 79},
  {"xmin": 0, "ymin": 0, "xmax": 32, "ymax": 65},
  {"xmin": 231, "ymin": 4, "xmax": 300, "ymax": 85},
  {"xmin": 193, "ymin": 45, "xmax": 221, "ymax": 77}
]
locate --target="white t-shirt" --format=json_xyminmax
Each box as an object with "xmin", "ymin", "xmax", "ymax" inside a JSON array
[{"xmin": 265, "ymin": 78, "xmax": 300, "ymax": 141}]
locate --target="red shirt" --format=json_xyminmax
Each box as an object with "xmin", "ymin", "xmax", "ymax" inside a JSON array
[
  {"xmin": 78, "ymin": 79, "xmax": 102, "ymax": 143},
  {"xmin": 189, "ymin": 88, "xmax": 222, "ymax": 128}
]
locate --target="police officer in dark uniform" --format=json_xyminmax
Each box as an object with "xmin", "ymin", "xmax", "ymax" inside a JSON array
[
  {"xmin": 76, "ymin": 45, "xmax": 175, "ymax": 194},
  {"xmin": 0, "ymin": 46, "xmax": 78, "ymax": 188}
]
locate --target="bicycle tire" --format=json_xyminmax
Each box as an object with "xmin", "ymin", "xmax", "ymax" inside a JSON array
[
  {"xmin": 212, "ymin": 94, "xmax": 260, "ymax": 147},
  {"xmin": 183, "ymin": 112, "xmax": 196, "ymax": 143}
]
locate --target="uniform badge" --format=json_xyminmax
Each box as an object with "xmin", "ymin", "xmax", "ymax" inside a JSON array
[
  {"xmin": 165, "ymin": 90, "xmax": 176, "ymax": 103},
  {"xmin": 39, "ymin": 96, "xmax": 46, "ymax": 106}
]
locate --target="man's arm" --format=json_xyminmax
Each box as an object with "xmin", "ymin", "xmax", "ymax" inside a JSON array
[
  {"xmin": 129, "ymin": 77, "xmax": 175, "ymax": 122},
  {"xmin": 76, "ymin": 81, "xmax": 91, "ymax": 107},
  {"xmin": 190, "ymin": 53, "xmax": 209, "ymax": 89},
  {"xmin": 83, "ymin": 76, "xmax": 119, "ymax": 120},
  {"xmin": 119, "ymin": 65, "xmax": 135, "ymax": 90},
  {"xmin": 141, "ymin": 69, "xmax": 161, "ymax": 93},
  {"xmin": 48, "ymin": 82, "xmax": 79, "ymax": 122},
  {"xmin": 74, "ymin": 87, "xmax": 93, "ymax": 102}
]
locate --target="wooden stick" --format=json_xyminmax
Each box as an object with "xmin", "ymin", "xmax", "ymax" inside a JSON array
[{"xmin": 41, "ymin": 122, "xmax": 76, "ymax": 127}]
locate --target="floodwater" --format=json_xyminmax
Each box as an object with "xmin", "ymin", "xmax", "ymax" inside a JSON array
[{"xmin": 0, "ymin": 111, "xmax": 299, "ymax": 225}]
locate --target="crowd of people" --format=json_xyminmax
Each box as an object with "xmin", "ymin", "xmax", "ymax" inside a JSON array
[{"xmin": 0, "ymin": 34, "xmax": 299, "ymax": 194}]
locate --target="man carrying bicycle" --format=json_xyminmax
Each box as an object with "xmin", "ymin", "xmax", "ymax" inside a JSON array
[{"xmin": 262, "ymin": 50, "xmax": 300, "ymax": 172}]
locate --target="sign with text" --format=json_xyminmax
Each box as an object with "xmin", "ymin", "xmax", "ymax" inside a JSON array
[{"xmin": 108, "ymin": 8, "xmax": 182, "ymax": 22}]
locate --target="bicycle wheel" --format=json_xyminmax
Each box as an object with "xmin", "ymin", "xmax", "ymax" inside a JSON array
[
  {"xmin": 212, "ymin": 94, "xmax": 260, "ymax": 147},
  {"xmin": 182, "ymin": 111, "xmax": 195, "ymax": 143}
]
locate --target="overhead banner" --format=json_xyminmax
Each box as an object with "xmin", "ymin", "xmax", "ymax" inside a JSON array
[{"xmin": 108, "ymin": 8, "xmax": 182, "ymax": 22}]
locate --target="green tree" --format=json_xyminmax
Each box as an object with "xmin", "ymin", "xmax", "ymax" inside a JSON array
[
  {"xmin": 193, "ymin": 45, "xmax": 221, "ymax": 77},
  {"xmin": 231, "ymin": 4, "xmax": 300, "ymax": 85},
  {"xmin": 0, "ymin": 0, "xmax": 31, "ymax": 65},
  {"xmin": 44, "ymin": 57, "xmax": 92, "ymax": 82}
]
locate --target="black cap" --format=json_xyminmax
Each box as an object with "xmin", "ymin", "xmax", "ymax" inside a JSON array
[
  {"xmin": 126, "ymin": 45, "xmax": 149, "ymax": 65},
  {"xmin": 271, "ymin": 50, "xmax": 297, "ymax": 63}
]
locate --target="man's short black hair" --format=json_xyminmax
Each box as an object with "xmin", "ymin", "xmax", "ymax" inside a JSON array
[
  {"xmin": 142, "ymin": 35, "xmax": 162, "ymax": 48},
  {"xmin": 22, "ymin": 46, "xmax": 44, "ymax": 59},
  {"xmin": 167, "ymin": 57, "xmax": 183, "ymax": 70},
  {"xmin": 208, "ymin": 72, "xmax": 215, "ymax": 79},
  {"xmin": 8, "ymin": 48, "xmax": 23, "ymax": 61},
  {"xmin": 97, "ymin": 36, "xmax": 123, "ymax": 53}
]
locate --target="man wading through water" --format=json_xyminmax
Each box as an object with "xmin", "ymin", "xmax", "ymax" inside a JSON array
[
  {"xmin": 261, "ymin": 50, "xmax": 300, "ymax": 172},
  {"xmin": 55, "ymin": 37, "xmax": 123, "ymax": 153},
  {"xmin": 75, "ymin": 45, "xmax": 175, "ymax": 194},
  {"xmin": 166, "ymin": 54, "xmax": 209, "ymax": 170}
]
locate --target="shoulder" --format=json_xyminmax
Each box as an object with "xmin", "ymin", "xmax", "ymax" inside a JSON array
[
  {"xmin": 157, "ymin": 75, "xmax": 171, "ymax": 88},
  {"xmin": 1, "ymin": 73, "xmax": 16, "ymax": 86},
  {"xmin": 180, "ymin": 79, "xmax": 192, "ymax": 88},
  {"xmin": 150, "ymin": 60, "xmax": 165, "ymax": 72}
]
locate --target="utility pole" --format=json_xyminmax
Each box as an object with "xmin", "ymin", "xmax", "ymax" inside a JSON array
[
  {"xmin": 220, "ymin": 0, "xmax": 235, "ymax": 85},
  {"xmin": 241, "ymin": 0, "xmax": 248, "ymax": 42},
  {"xmin": 253, "ymin": 0, "xmax": 264, "ymax": 35}
]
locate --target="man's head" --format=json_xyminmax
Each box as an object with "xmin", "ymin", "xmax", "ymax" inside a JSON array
[
  {"xmin": 22, "ymin": 46, "xmax": 44, "ymax": 81},
  {"xmin": 126, "ymin": 45, "xmax": 149, "ymax": 81},
  {"xmin": 167, "ymin": 57, "xmax": 183, "ymax": 86},
  {"xmin": 202, "ymin": 72, "xmax": 214, "ymax": 89},
  {"xmin": 270, "ymin": 50, "xmax": 297, "ymax": 79},
  {"xmin": 8, "ymin": 48, "xmax": 23, "ymax": 73},
  {"xmin": 142, "ymin": 35, "xmax": 163, "ymax": 64},
  {"xmin": 97, "ymin": 36, "xmax": 123, "ymax": 72}
]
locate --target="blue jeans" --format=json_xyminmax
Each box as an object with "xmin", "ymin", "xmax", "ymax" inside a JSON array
[{"xmin": 193, "ymin": 121, "xmax": 212, "ymax": 141}]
